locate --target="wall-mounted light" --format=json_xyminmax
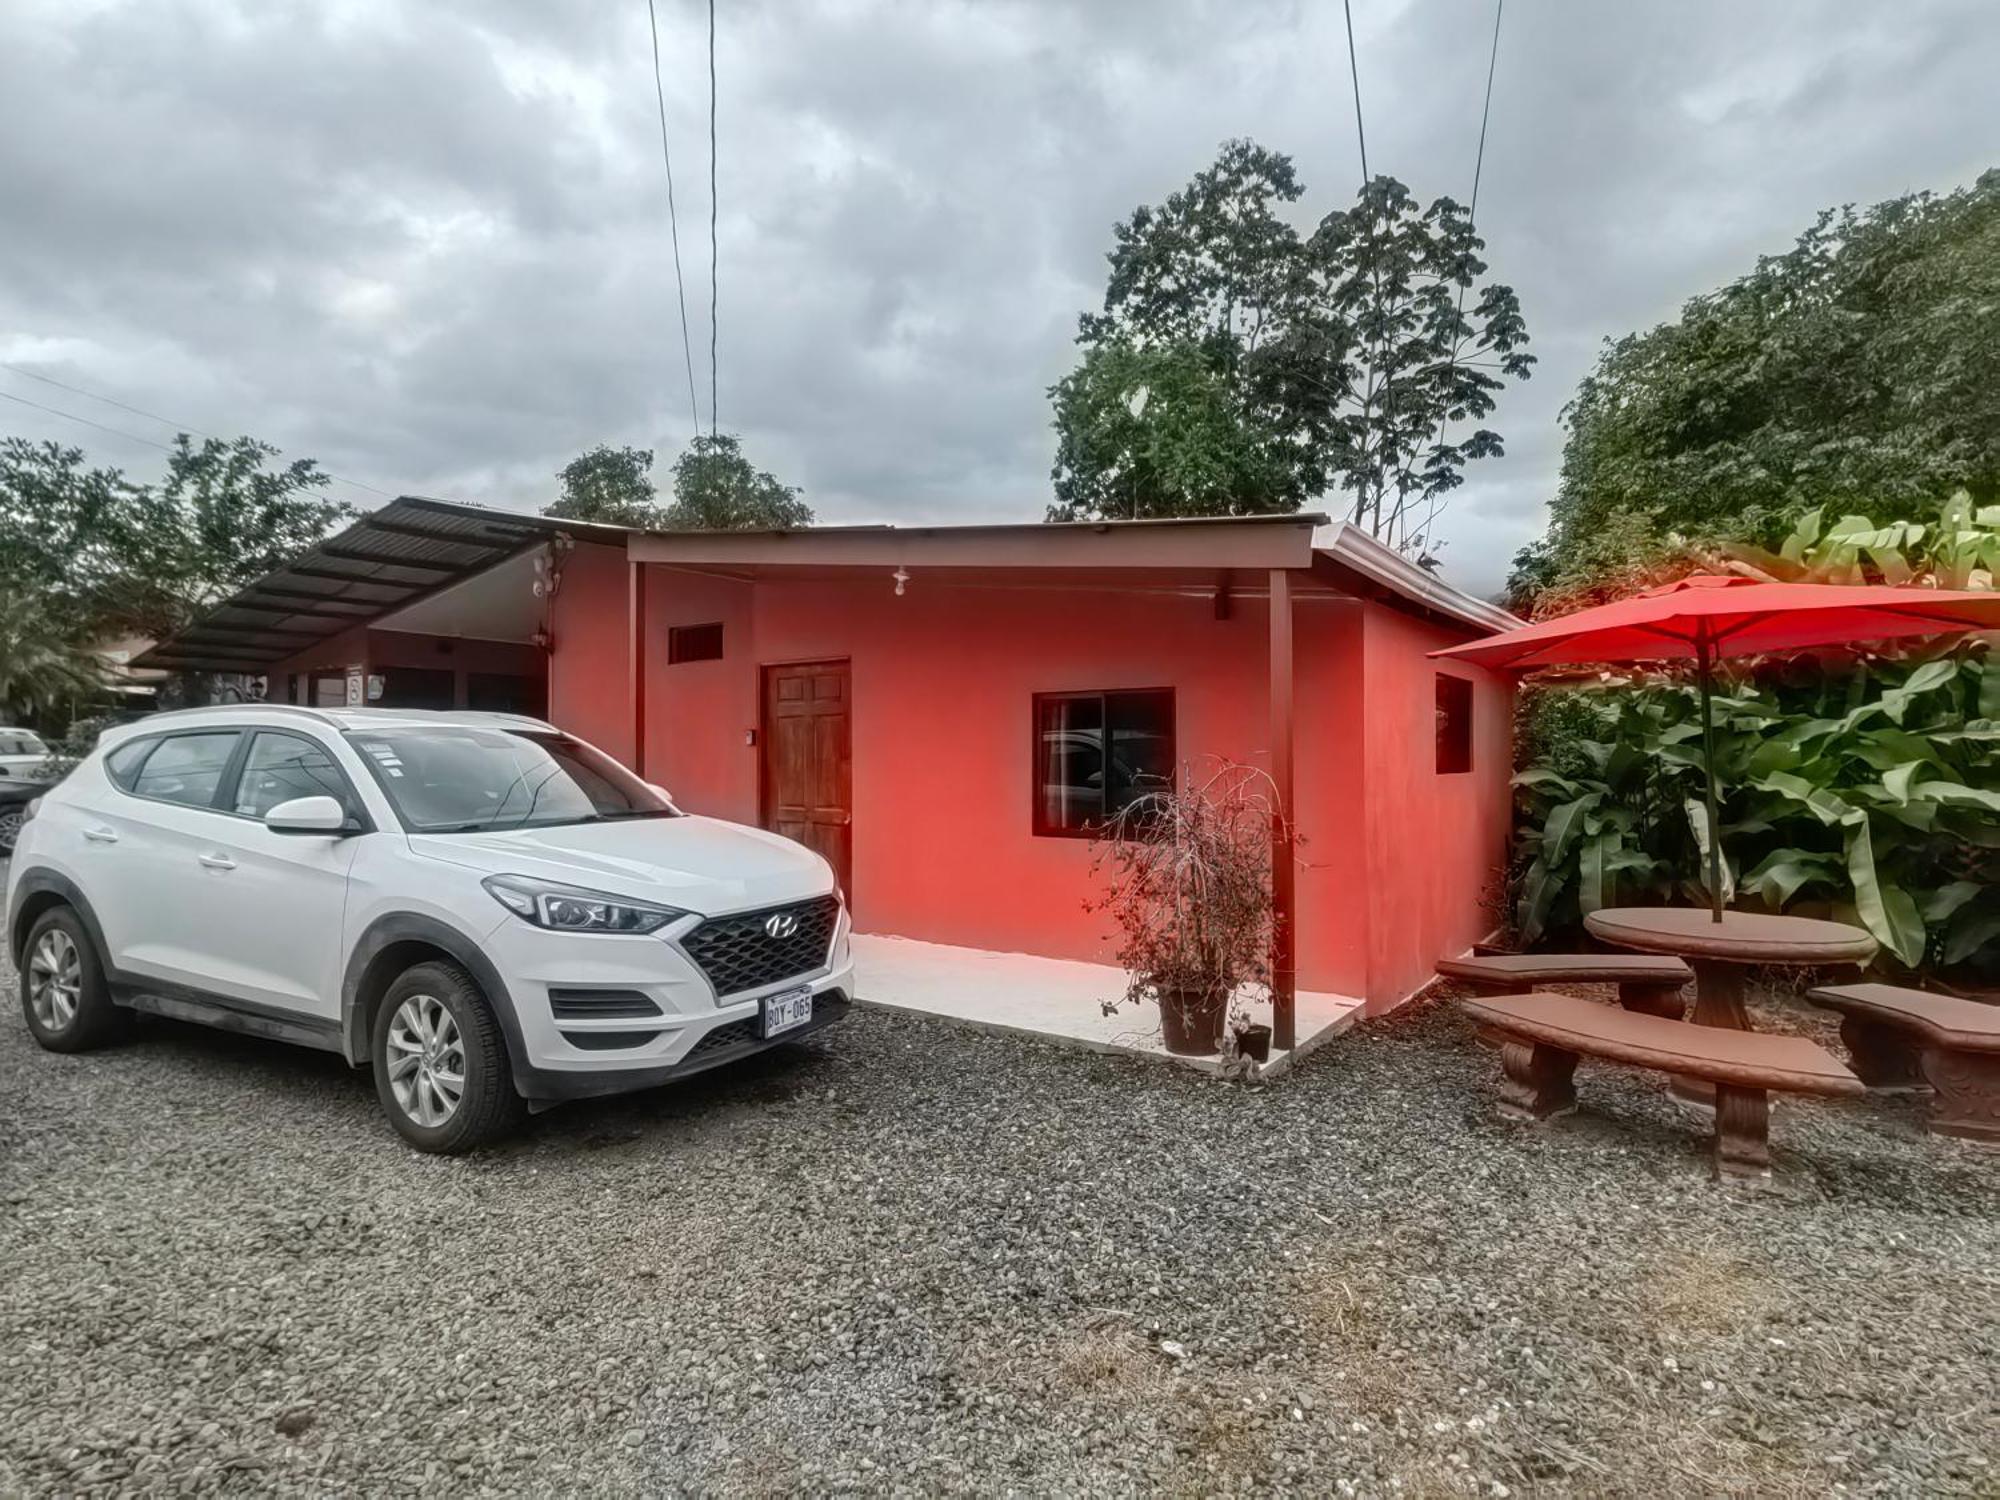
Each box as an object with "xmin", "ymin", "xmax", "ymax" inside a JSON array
[{"xmin": 892, "ymin": 567, "xmax": 910, "ymax": 597}]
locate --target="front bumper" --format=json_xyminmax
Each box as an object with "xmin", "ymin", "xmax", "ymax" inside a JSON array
[{"xmin": 480, "ymin": 898, "xmax": 856, "ymax": 1102}]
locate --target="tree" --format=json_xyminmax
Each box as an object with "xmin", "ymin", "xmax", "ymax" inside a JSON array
[
  {"xmin": 1050, "ymin": 140, "xmax": 1533, "ymax": 541},
  {"xmin": 0, "ymin": 433, "xmax": 348, "ymax": 639},
  {"xmin": 141, "ymin": 435, "xmax": 352, "ymax": 630},
  {"xmin": 1510, "ymin": 170, "xmax": 2000, "ymax": 610},
  {"xmin": 664, "ymin": 434, "xmax": 812, "ymax": 530},
  {"xmin": 1047, "ymin": 338, "xmax": 1298, "ymax": 520},
  {"xmin": 546, "ymin": 444, "xmax": 665, "ymax": 527},
  {"xmin": 0, "ymin": 591, "xmax": 103, "ymax": 721}
]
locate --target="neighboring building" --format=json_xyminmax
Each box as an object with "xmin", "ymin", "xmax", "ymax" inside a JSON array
[{"xmin": 139, "ymin": 497, "xmax": 1520, "ymax": 1018}]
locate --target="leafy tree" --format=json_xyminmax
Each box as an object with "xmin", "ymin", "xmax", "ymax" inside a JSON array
[
  {"xmin": 546, "ymin": 444, "xmax": 666, "ymax": 527},
  {"xmin": 1047, "ymin": 338, "xmax": 1298, "ymax": 520},
  {"xmin": 1512, "ymin": 170, "xmax": 2000, "ymax": 609},
  {"xmin": 141, "ymin": 435, "xmax": 352, "ymax": 631},
  {"xmin": 1051, "ymin": 140, "xmax": 1533, "ymax": 540},
  {"xmin": 0, "ymin": 438, "xmax": 154, "ymax": 633},
  {"xmin": 0, "ymin": 591, "xmax": 103, "ymax": 721},
  {"xmin": 664, "ymin": 434, "xmax": 812, "ymax": 530}
]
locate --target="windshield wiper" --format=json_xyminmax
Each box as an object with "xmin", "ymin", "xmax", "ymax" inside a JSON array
[{"xmin": 591, "ymin": 809, "xmax": 678, "ymax": 820}]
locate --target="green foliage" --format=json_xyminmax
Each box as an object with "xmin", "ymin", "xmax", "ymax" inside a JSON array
[
  {"xmin": 1052, "ymin": 140, "xmax": 1532, "ymax": 538},
  {"xmin": 547, "ymin": 444, "xmax": 663, "ymax": 527},
  {"xmin": 0, "ymin": 591, "xmax": 103, "ymax": 721},
  {"xmin": 1513, "ymin": 170, "xmax": 2000, "ymax": 606},
  {"xmin": 665, "ymin": 434, "xmax": 812, "ymax": 530},
  {"xmin": 0, "ymin": 433, "xmax": 349, "ymax": 641},
  {"xmin": 1511, "ymin": 502, "xmax": 2000, "ymax": 977},
  {"xmin": 544, "ymin": 435, "xmax": 811, "ymax": 531},
  {"xmin": 1047, "ymin": 338, "xmax": 1298, "ymax": 519}
]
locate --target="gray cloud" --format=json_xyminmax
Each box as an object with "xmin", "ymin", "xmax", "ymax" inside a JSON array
[{"xmin": 1, "ymin": 0, "xmax": 1993, "ymax": 597}]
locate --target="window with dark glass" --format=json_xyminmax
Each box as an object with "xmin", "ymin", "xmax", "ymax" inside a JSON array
[
  {"xmin": 1436, "ymin": 673, "xmax": 1474, "ymax": 774},
  {"xmin": 1033, "ymin": 689, "xmax": 1175, "ymax": 836},
  {"xmin": 104, "ymin": 738, "xmax": 154, "ymax": 792},
  {"xmin": 130, "ymin": 732, "xmax": 241, "ymax": 809},
  {"xmin": 668, "ymin": 622, "xmax": 724, "ymax": 664}
]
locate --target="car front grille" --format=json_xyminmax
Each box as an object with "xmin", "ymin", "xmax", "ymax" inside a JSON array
[
  {"xmin": 683, "ymin": 992, "xmax": 849, "ymax": 1061},
  {"xmin": 678, "ymin": 895, "xmax": 841, "ymax": 999}
]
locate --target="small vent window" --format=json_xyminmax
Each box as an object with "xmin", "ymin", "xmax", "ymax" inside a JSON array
[
  {"xmin": 668, "ymin": 622, "xmax": 724, "ymax": 664},
  {"xmin": 1436, "ymin": 674, "xmax": 1474, "ymax": 775}
]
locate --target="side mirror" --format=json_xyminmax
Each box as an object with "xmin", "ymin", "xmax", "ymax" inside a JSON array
[{"xmin": 264, "ymin": 795, "xmax": 350, "ymax": 836}]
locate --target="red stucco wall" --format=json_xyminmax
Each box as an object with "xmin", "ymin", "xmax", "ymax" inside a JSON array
[
  {"xmin": 547, "ymin": 557, "xmax": 1512, "ymax": 1005},
  {"xmin": 1359, "ymin": 606, "xmax": 1514, "ymax": 1011}
]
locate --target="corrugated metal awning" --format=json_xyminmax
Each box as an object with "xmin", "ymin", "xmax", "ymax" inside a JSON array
[{"xmin": 135, "ymin": 496, "xmax": 623, "ymax": 674}]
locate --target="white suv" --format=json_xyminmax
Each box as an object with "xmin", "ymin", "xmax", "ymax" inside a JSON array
[{"xmin": 4, "ymin": 707, "xmax": 853, "ymax": 1152}]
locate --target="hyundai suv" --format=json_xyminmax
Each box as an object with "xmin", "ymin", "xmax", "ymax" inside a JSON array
[{"xmin": 4, "ymin": 707, "xmax": 853, "ymax": 1152}]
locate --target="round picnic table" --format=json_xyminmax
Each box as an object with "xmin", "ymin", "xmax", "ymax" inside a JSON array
[{"xmin": 1584, "ymin": 907, "xmax": 1878, "ymax": 1104}]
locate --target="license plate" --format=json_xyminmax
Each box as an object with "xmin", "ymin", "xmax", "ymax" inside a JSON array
[{"xmin": 761, "ymin": 986, "xmax": 813, "ymax": 1038}]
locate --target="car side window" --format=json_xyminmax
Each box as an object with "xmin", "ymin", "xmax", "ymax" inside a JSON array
[
  {"xmin": 234, "ymin": 732, "xmax": 357, "ymax": 821},
  {"xmin": 129, "ymin": 732, "xmax": 241, "ymax": 809},
  {"xmin": 104, "ymin": 739, "xmax": 154, "ymax": 791}
]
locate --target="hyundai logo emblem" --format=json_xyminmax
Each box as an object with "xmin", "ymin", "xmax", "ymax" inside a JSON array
[{"xmin": 764, "ymin": 912, "xmax": 801, "ymax": 940}]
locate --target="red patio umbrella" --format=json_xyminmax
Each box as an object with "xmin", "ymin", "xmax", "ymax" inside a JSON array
[{"xmin": 1434, "ymin": 575, "xmax": 2000, "ymax": 922}]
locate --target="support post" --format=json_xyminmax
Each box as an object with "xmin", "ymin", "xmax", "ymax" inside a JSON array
[
  {"xmin": 1269, "ymin": 567, "xmax": 1296, "ymax": 1053},
  {"xmin": 628, "ymin": 560, "xmax": 648, "ymax": 777}
]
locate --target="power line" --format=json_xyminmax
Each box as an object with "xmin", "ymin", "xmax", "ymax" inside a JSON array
[
  {"xmin": 707, "ymin": 0, "xmax": 719, "ymax": 438},
  {"xmin": 644, "ymin": 0, "xmax": 702, "ymax": 441},
  {"xmin": 1341, "ymin": 0, "xmax": 1369, "ymax": 185},
  {"xmin": 0, "ymin": 361, "xmax": 393, "ymax": 499},
  {"xmin": 1413, "ymin": 0, "xmax": 1506, "ymax": 556},
  {"xmin": 0, "ymin": 387, "xmax": 180, "ymax": 454}
]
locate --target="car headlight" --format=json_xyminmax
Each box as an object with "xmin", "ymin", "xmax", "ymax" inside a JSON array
[{"xmin": 482, "ymin": 875, "xmax": 687, "ymax": 935}]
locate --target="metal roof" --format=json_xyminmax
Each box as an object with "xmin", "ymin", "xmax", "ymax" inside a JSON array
[{"xmin": 134, "ymin": 497, "xmax": 627, "ymax": 674}]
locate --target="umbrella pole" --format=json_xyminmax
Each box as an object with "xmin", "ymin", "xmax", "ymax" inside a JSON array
[{"xmin": 1696, "ymin": 634, "xmax": 1725, "ymax": 923}]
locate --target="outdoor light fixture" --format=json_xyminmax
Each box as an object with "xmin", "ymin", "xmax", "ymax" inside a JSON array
[{"xmin": 893, "ymin": 567, "xmax": 910, "ymax": 597}]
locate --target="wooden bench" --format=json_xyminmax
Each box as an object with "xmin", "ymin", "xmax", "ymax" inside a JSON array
[
  {"xmin": 1437, "ymin": 953, "xmax": 1693, "ymax": 1018},
  {"xmin": 1808, "ymin": 983, "xmax": 2000, "ymax": 1146},
  {"xmin": 1459, "ymin": 992, "xmax": 1864, "ymax": 1181}
]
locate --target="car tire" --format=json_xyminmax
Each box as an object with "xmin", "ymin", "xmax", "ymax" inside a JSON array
[
  {"xmin": 19, "ymin": 906, "xmax": 129, "ymax": 1053},
  {"xmin": 370, "ymin": 959, "xmax": 525, "ymax": 1154},
  {"xmin": 0, "ymin": 805, "xmax": 25, "ymax": 857}
]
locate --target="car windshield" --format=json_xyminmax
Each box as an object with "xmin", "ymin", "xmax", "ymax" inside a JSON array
[{"xmin": 346, "ymin": 727, "xmax": 677, "ymax": 834}]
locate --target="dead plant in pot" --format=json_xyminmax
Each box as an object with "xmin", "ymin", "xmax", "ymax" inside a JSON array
[{"xmin": 1089, "ymin": 762, "xmax": 1282, "ymax": 1057}]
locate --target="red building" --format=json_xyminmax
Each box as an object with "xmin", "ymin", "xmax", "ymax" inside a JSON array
[{"xmin": 140, "ymin": 498, "xmax": 1519, "ymax": 1025}]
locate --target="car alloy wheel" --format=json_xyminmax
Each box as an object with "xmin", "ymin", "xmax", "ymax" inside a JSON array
[
  {"xmin": 0, "ymin": 807, "xmax": 24, "ymax": 855},
  {"xmin": 385, "ymin": 993, "xmax": 466, "ymax": 1127},
  {"xmin": 28, "ymin": 927, "xmax": 82, "ymax": 1033}
]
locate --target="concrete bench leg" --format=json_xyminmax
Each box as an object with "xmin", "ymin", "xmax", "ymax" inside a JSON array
[
  {"xmin": 1497, "ymin": 1041, "xmax": 1579, "ymax": 1121},
  {"xmin": 1617, "ymin": 982, "xmax": 1686, "ymax": 1021},
  {"xmin": 1920, "ymin": 1048, "xmax": 2000, "ymax": 1146},
  {"xmin": 1712, "ymin": 1084, "xmax": 1771, "ymax": 1180},
  {"xmin": 1838, "ymin": 1016, "xmax": 1927, "ymax": 1092}
]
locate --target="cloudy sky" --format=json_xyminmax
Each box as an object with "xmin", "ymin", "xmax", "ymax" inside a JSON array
[{"xmin": 2, "ymin": 0, "xmax": 1994, "ymax": 597}]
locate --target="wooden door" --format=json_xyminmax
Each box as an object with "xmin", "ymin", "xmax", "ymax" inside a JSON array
[{"xmin": 762, "ymin": 660, "xmax": 853, "ymax": 905}]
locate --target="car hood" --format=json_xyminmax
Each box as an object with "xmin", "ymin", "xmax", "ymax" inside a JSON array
[{"xmin": 407, "ymin": 815, "xmax": 834, "ymax": 915}]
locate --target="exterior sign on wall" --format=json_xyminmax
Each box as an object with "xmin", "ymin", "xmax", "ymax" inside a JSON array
[{"xmin": 345, "ymin": 670, "xmax": 365, "ymax": 707}]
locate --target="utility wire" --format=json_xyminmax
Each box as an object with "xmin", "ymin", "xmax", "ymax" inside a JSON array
[
  {"xmin": 707, "ymin": 0, "xmax": 719, "ymax": 438},
  {"xmin": 0, "ymin": 387, "xmax": 181, "ymax": 454},
  {"xmin": 0, "ymin": 361, "xmax": 393, "ymax": 498},
  {"xmin": 1413, "ymin": 0, "xmax": 1505, "ymax": 556},
  {"xmin": 1341, "ymin": 0, "xmax": 1369, "ymax": 185},
  {"xmin": 644, "ymin": 0, "xmax": 702, "ymax": 441}
]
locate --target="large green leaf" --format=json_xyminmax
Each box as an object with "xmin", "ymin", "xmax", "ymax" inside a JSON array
[
  {"xmin": 1909, "ymin": 780, "xmax": 2000, "ymax": 813},
  {"xmin": 1683, "ymin": 799, "xmax": 1736, "ymax": 905},
  {"xmin": 1880, "ymin": 761, "xmax": 1923, "ymax": 805},
  {"xmin": 1542, "ymin": 792, "xmax": 1602, "ymax": 867},
  {"xmin": 1944, "ymin": 907, "xmax": 2000, "ymax": 966},
  {"xmin": 1922, "ymin": 880, "xmax": 1985, "ymax": 924},
  {"xmin": 1742, "ymin": 848, "xmax": 1841, "ymax": 907},
  {"xmin": 1843, "ymin": 819, "xmax": 1926, "ymax": 966}
]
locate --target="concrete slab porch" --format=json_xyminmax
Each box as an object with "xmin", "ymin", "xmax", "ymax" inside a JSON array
[{"xmin": 848, "ymin": 932, "xmax": 1364, "ymax": 1077}]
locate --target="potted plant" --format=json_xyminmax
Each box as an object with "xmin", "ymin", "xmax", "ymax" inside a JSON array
[{"xmin": 1091, "ymin": 763, "xmax": 1283, "ymax": 1057}]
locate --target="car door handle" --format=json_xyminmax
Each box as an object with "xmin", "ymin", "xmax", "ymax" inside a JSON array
[
  {"xmin": 82, "ymin": 825, "xmax": 119, "ymax": 844},
  {"xmin": 198, "ymin": 853, "xmax": 237, "ymax": 871}
]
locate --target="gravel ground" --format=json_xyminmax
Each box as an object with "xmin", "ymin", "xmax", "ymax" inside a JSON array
[{"xmin": 2, "ymin": 944, "xmax": 1996, "ymax": 1498}]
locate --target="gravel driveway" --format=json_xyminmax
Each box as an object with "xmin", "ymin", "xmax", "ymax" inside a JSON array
[{"xmin": 2, "ymin": 943, "xmax": 1995, "ymax": 1496}]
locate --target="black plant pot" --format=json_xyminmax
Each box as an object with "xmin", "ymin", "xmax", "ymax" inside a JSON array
[
  {"xmin": 1232, "ymin": 1022, "xmax": 1272, "ymax": 1062},
  {"xmin": 1158, "ymin": 986, "xmax": 1228, "ymax": 1056}
]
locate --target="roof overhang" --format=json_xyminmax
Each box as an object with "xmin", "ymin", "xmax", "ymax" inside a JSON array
[
  {"xmin": 135, "ymin": 497, "xmax": 631, "ymax": 673},
  {"xmin": 1310, "ymin": 520, "xmax": 1522, "ymax": 637},
  {"xmin": 626, "ymin": 513, "xmax": 1326, "ymax": 573}
]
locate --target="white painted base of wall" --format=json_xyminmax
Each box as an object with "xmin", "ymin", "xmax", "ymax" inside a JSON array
[{"xmin": 849, "ymin": 932, "xmax": 1364, "ymax": 1078}]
